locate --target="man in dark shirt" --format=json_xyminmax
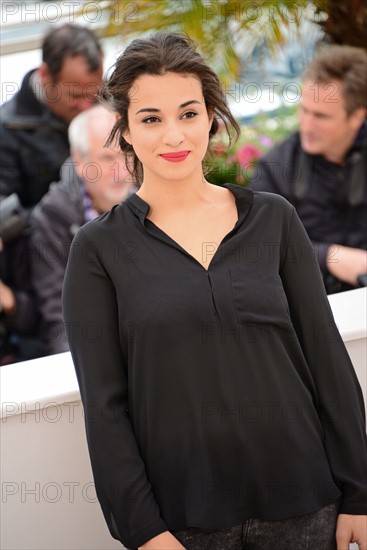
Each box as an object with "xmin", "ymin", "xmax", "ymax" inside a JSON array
[
  {"xmin": 249, "ymin": 46, "xmax": 367, "ymax": 294},
  {"xmin": 0, "ymin": 23, "xmax": 103, "ymax": 209}
]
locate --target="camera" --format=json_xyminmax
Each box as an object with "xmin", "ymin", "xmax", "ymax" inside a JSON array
[
  {"xmin": 0, "ymin": 194, "xmax": 27, "ymax": 244},
  {"xmin": 357, "ymin": 273, "xmax": 367, "ymax": 288}
]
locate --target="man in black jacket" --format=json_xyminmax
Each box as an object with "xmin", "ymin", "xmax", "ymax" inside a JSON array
[
  {"xmin": 30, "ymin": 105, "xmax": 136, "ymax": 356},
  {"xmin": 0, "ymin": 23, "xmax": 103, "ymax": 209},
  {"xmin": 249, "ymin": 46, "xmax": 367, "ymax": 294}
]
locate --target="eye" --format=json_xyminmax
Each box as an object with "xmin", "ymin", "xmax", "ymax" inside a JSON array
[
  {"xmin": 182, "ymin": 111, "xmax": 197, "ymax": 119},
  {"xmin": 316, "ymin": 113, "xmax": 329, "ymax": 119},
  {"xmin": 142, "ymin": 116, "xmax": 160, "ymax": 124}
]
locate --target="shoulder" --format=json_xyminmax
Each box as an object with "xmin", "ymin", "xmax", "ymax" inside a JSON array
[
  {"xmin": 1, "ymin": 71, "xmax": 33, "ymax": 121},
  {"xmin": 67, "ymin": 204, "xmax": 133, "ymax": 270},
  {"xmin": 31, "ymin": 178, "xmax": 83, "ymax": 230},
  {"xmin": 224, "ymin": 182, "xmax": 294, "ymax": 226},
  {"xmin": 0, "ymin": 95, "xmax": 17, "ymax": 130},
  {"xmin": 74, "ymin": 201, "xmax": 129, "ymax": 244},
  {"xmin": 252, "ymin": 189, "xmax": 294, "ymax": 215},
  {"xmin": 0, "ymin": 70, "xmax": 52, "ymax": 131},
  {"xmin": 245, "ymin": 191, "xmax": 298, "ymax": 252},
  {"xmin": 0, "ymin": 94, "xmax": 16, "ymax": 118},
  {"xmin": 227, "ymin": 182, "xmax": 293, "ymax": 211}
]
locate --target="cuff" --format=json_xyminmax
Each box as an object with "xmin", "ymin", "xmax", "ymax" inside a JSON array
[
  {"xmin": 128, "ymin": 519, "xmax": 169, "ymax": 549},
  {"xmin": 311, "ymin": 241, "xmax": 333, "ymax": 273},
  {"xmin": 338, "ymin": 501, "xmax": 367, "ymax": 515}
]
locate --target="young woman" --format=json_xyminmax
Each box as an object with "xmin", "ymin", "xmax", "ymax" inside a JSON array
[{"xmin": 62, "ymin": 33, "xmax": 367, "ymax": 550}]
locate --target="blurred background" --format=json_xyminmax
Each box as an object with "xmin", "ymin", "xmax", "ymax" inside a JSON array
[{"xmin": 1, "ymin": 0, "xmax": 366, "ymax": 185}]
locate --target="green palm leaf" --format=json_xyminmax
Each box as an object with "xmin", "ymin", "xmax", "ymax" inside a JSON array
[{"xmin": 91, "ymin": 0, "xmax": 310, "ymax": 81}]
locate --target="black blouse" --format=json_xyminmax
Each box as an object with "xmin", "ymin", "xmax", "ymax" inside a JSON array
[{"xmin": 62, "ymin": 183, "xmax": 367, "ymax": 550}]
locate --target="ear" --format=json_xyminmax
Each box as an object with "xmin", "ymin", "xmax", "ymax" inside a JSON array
[
  {"xmin": 207, "ymin": 109, "xmax": 215, "ymax": 133},
  {"xmin": 71, "ymin": 150, "xmax": 84, "ymax": 179},
  {"xmin": 115, "ymin": 114, "xmax": 132, "ymax": 145},
  {"xmin": 349, "ymin": 107, "xmax": 367, "ymax": 130},
  {"xmin": 122, "ymin": 128, "xmax": 132, "ymax": 145},
  {"xmin": 38, "ymin": 63, "xmax": 52, "ymax": 85}
]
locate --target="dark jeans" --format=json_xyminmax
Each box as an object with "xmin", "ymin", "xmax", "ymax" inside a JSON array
[{"xmin": 173, "ymin": 502, "xmax": 339, "ymax": 550}]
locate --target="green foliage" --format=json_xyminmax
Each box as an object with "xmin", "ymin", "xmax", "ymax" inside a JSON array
[{"xmin": 97, "ymin": 0, "xmax": 309, "ymax": 82}]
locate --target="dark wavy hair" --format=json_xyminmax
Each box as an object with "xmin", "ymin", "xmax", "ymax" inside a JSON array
[{"xmin": 102, "ymin": 32, "xmax": 240, "ymax": 185}]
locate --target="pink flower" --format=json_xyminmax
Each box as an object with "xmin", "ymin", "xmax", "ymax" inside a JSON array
[
  {"xmin": 259, "ymin": 134, "xmax": 274, "ymax": 147},
  {"xmin": 236, "ymin": 144, "xmax": 262, "ymax": 168}
]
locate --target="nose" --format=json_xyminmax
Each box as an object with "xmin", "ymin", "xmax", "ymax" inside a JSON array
[{"xmin": 163, "ymin": 122, "xmax": 185, "ymax": 147}]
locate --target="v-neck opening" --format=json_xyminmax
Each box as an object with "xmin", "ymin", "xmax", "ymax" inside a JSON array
[
  {"xmin": 145, "ymin": 216, "xmax": 238, "ymax": 272},
  {"xmin": 125, "ymin": 182, "xmax": 254, "ymax": 272}
]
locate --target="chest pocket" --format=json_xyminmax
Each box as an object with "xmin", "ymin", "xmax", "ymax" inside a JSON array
[{"xmin": 230, "ymin": 265, "xmax": 291, "ymax": 327}]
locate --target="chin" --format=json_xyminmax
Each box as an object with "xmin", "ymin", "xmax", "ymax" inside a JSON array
[
  {"xmin": 105, "ymin": 189, "xmax": 131, "ymax": 204},
  {"xmin": 300, "ymin": 140, "xmax": 323, "ymax": 156}
]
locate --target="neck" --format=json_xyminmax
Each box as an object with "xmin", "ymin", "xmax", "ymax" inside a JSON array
[
  {"xmin": 323, "ymin": 134, "xmax": 358, "ymax": 166},
  {"xmin": 323, "ymin": 152, "xmax": 347, "ymax": 166},
  {"xmin": 137, "ymin": 172, "xmax": 213, "ymax": 213}
]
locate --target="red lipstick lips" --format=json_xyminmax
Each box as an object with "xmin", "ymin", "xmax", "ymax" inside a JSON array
[{"xmin": 160, "ymin": 151, "xmax": 190, "ymax": 162}]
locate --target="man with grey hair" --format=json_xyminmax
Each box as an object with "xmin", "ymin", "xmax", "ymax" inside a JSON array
[
  {"xmin": 30, "ymin": 104, "xmax": 136, "ymax": 356},
  {"xmin": 250, "ymin": 45, "xmax": 367, "ymax": 294}
]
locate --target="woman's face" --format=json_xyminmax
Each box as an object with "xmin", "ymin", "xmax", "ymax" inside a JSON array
[{"xmin": 124, "ymin": 72, "xmax": 213, "ymax": 185}]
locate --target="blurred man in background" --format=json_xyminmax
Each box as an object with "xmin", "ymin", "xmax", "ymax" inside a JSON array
[
  {"xmin": 250, "ymin": 46, "xmax": 366, "ymax": 294},
  {"xmin": 0, "ymin": 23, "xmax": 103, "ymax": 209},
  {"xmin": 30, "ymin": 105, "xmax": 136, "ymax": 356}
]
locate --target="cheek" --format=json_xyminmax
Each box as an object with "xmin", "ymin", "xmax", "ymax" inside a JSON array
[
  {"xmin": 99, "ymin": 176, "xmax": 111, "ymax": 189},
  {"xmin": 324, "ymin": 122, "xmax": 342, "ymax": 140},
  {"xmin": 84, "ymin": 163, "xmax": 103, "ymax": 183},
  {"xmin": 131, "ymin": 132, "xmax": 155, "ymax": 157},
  {"xmin": 74, "ymin": 162, "xmax": 84, "ymax": 180},
  {"xmin": 199, "ymin": 124, "xmax": 211, "ymax": 149},
  {"xmin": 58, "ymin": 88, "xmax": 73, "ymax": 105}
]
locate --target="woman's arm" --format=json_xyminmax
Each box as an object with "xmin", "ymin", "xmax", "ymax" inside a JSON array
[
  {"xmin": 280, "ymin": 206, "xmax": 367, "ymax": 515},
  {"xmin": 62, "ymin": 226, "xmax": 168, "ymax": 549}
]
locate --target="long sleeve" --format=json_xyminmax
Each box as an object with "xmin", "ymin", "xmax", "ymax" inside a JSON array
[
  {"xmin": 62, "ymin": 227, "xmax": 168, "ymax": 549},
  {"xmin": 280, "ymin": 207, "xmax": 367, "ymax": 514}
]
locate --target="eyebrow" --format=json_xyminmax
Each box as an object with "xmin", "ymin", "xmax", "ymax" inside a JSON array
[
  {"xmin": 135, "ymin": 99, "xmax": 203, "ymax": 115},
  {"xmin": 300, "ymin": 105, "xmax": 331, "ymax": 117}
]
